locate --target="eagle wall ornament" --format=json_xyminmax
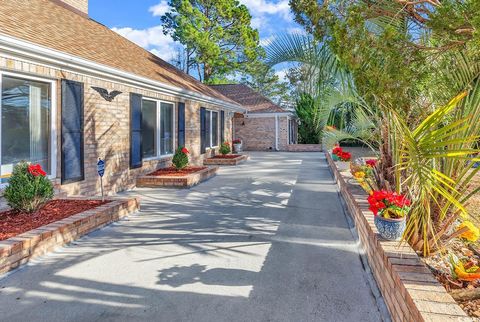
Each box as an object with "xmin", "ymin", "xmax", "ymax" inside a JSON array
[{"xmin": 91, "ymin": 87, "xmax": 122, "ymax": 102}]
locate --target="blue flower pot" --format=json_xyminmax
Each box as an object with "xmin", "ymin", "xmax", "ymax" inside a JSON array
[{"xmin": 374, "ymin": 216, "xmax": 406, "ymax": 241}]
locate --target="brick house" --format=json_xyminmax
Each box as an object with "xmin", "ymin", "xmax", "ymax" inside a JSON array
[
  {"xmin": 210, "ymin": 84, "xmax": 298, "ymax": 151},
  {"xmin": 0, "ymin": 0, "xmax": 244, "ymax": 196}
]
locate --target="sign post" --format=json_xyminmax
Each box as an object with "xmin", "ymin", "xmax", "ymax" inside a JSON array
[{"xmin": 97, "ymin": 158, "xmax": 105, "ymax": 201}]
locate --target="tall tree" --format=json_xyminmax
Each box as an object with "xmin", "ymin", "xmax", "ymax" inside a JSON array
[
  {"xmin": 240, "ymin": 61, "xmax": 291, "ymax": 105},
  {"xmin": 170, "ymin": 46, "xmax": 196, "ymax": 74},
  {"xmin": 288, "ymin": 0, "xmax": 480, "ymax": 115},
  {"xmin": 161, "ymin": 0, "xmax": 263, "ymax": 83}
]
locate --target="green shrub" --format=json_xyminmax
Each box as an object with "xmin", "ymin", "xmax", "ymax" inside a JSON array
[
  {"xmin": 172, "ymin": 147, "xmax": 189, "ymax": 170},
  {"xmin": 219, "ymin": 142, "xmax": 231, "ymax": 155},
  {"xmin": 4, "ymin": 162, "xmax": 54, "ymax": 213}
]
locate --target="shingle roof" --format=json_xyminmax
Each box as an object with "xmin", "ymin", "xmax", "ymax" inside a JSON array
[
  {"xmin": 209, "ymin": 84, "xmax": 287, "ymax": 113},
  {"xmin": 0, "ymin": 0, "xmax": 238, "ymax": 105}
]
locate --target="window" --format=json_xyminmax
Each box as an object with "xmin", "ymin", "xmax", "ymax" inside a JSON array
[
  {"xmin": 204, "ymin": 110, "xmax": 218, "ymax": 149},
  {"xmin": 142, "ymin": 100, "xmax": 157, "ymax": 158},
  {"xmin": 211, "ymin": 111, "xmax": 218, "ymax": 147},
  {"xmin": 1, "ymin": 74, "xmax": 55, "ymax": 182},
  {"xmin": 141, "ymin": 99, "xmax": 174, "ymax": 159},
  {"xmin": 160, "ymin": 102, "xmax": 174, "ymax": 155}
]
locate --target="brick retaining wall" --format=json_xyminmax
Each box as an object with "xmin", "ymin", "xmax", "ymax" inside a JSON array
[
  {"xmin": 326, "ymin": 152, "xmax": 471, "ymax": 322},
  {"xmin": 285, "ymin": 144, "xmax": 322, "ymax": 152},
  {"xmin": 203, "ymin": 154, "xmax": 248, "ymax": 166},
  {"xmin": 136, "ymin": 167, "xmax": 218, "ymax": 188},
  {"xmin": 0, "ymin": 197, "xmax": 139, "ymax": 275}
]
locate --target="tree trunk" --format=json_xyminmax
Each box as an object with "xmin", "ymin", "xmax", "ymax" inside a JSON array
[
  {"xmin": 203, "ymin": 63, "xmax": 212, "ymax": 83},
  {"xmin": 450, "ymin": 288, "xmax": 480, "ymax": 301}
]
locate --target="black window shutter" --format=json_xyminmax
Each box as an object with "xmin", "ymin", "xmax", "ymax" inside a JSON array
[
  {"xmin": 220, "ymin": 110, "xmax": 225, "ymax": 144},
  {"xmin": 130, "ymin": 93, "xmax": 143, "ymax": 169},
  {"xmin": 61, "ymin": 79, "xmax": 84, "ymax": 184},
  {"xmin": 178, "ymin": 102, "xmax": 186, "ymax": 148},
  {"xmin": 200, "ymin": 107, "xmax": 206, "ymax": 154}
]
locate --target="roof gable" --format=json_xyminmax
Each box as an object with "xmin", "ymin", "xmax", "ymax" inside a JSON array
[{"xmin": 0, "ymin": 0, "xmax": 238, "ymax": 105}]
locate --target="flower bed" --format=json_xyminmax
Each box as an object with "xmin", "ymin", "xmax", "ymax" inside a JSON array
[
  {"xmin": 326, "ymin": 152, "xmax": 471, "ymax": 321},
  {"xmin": 137, "ymin": 166, "xmax": 218, "ymax": 188},
  {"xmin": 0, "ymin": 197, "xmax": 139, "ymax": 275},
  {"xmin": 203, "ymin": 154, "xmax": 249, "ymax": 166},
  {"xmin": 0, "ymin": 199, "xmax": 110, "ymax": 241}
]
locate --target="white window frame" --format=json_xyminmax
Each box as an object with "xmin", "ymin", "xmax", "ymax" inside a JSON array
[
  {"xmin": 141, "ymin": 98, "xmax": 176, "ymax": 161},
  {"xmin": 0, "ymin": 71, "xmax": 57, "ymax": 184},
  {"xmin": 206, "ymin": 110, "xmax": 219, "ymax": 149}
]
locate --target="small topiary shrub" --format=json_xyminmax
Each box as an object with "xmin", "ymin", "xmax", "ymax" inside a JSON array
[
  {"xmin": 4, "ymin": 162, "xmax": 54, "ymax": 213},
  {"xmin": 219, "ymin": 142, "xmax": 231, "ymax": 155},
  {"xmin": 172, "ymin": 147, "xmax": 189, "ymax": 170}
]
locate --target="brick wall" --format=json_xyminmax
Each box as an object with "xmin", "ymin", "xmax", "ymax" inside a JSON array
[
  {"xmin": 0, "ymin": 55, "xmax": 233, "ymax": 197},
  {"xmin": 233, "ymin": 115, "xmax": 290, "ymax": 151},
  {"xmin": 326, "ymin": 153, "xmax": 471, "ymax": 322}
]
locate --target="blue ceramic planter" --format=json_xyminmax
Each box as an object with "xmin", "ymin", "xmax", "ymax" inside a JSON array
[{"xmin": 374, "ymin": 216, "xmax": 406, "ymax": 241}]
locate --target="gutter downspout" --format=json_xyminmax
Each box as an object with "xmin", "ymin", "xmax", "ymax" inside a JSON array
[{"xmin": 275, "ymin": 114, "xmax": 279, "ymax": 151}]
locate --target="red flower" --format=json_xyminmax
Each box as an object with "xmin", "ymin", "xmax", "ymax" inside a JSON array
[
  {"xmin": 332, "ymin": 146, "xmax": 343, "ymax": 155},
  {"xmin": 181, "ymin": 147, "xmax": 189, "ymax": 154},
  {"xmin": 233, "ymin": 139, "xmax": 242, "ymax": 144},
  {"xmin": 338, "ymin": 151, "xmax": 351, "ymax": 161},
  {"xmin": 367, "ymin": 190, "xmax": 411, "ymax": 217},
  {"xmin": 28, "ymin": 164, "xmax": 46, "ymax": 177},
  {"xmin": 223, "ymin": 142, "xmax": 230, "ymax": 146},
  {"xmin": 366, "ymin": 159, "xmax": 377, "ymax": 168}
]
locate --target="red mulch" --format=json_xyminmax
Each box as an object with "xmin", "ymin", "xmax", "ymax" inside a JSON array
[
  {"xmin": 211, "ymin": 155, "xmax": 242, "ymax": 159},
  {"xmin": 0, "ymin": 199, "xmax": 110, "ymax": 241},
  {"xmin": 148, "ymin": 166, "xmax": 207, "ymax": 177}
]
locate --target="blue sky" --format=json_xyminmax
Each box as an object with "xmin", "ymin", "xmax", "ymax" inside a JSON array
[{"xmin": 89, "ymin": 0, "xmax": 304, "ymax": 80}]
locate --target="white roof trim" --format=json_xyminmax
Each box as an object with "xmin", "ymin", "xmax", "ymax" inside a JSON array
[{"xmin": 0, "ymin": 33, "xmax": 245, "ymax": 112}]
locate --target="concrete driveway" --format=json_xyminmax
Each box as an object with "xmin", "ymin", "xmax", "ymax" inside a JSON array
[{"xmin": 0, "ymin": 152, "xmax": 385, "ymax": 322}]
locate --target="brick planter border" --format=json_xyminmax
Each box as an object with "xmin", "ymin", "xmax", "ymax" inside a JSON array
[
  {"xmin": 203, "ymin": 154, "xmax": 249, "ymax": 166},
  {"xmin": 285, "ymin": 144, "xmax": 322, "ymax": 152},
  {"xmin": 326, "ymin": 152, "xmax": 471, "ymax": 322},
  {"xmin": 136, "ymin": 166, "xmax": 218, "ymax": 188},
  {"xmin": 0, "ymin": 197, "xmax": 139, "ymax": 275}
]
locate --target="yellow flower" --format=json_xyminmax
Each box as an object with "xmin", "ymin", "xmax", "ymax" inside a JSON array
[
  {"xmin": 458, "ymin": 221, "xmax": 480, "ymax": 242},
  {"xmin": 353, "ymin": 171, "xmax": 366, "ymax": 179}
]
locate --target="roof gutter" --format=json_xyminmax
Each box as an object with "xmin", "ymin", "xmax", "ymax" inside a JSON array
[{"xmin": 0, "ymin": 33, "xmax": 245, "ymax": 113}]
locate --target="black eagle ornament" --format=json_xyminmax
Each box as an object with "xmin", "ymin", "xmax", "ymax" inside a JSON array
[{"xmin": 91, "ymin": 87, "xmax": 122, "ymax": 102}]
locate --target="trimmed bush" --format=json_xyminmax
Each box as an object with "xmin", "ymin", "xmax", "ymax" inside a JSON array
[
  {"xmin": 219, "ymin": 142, "xmax": 231, "ymax": 155},
  {"xmin": 4, "ymin": 162, "xmax": 54, "ymax": 213},
  {"xmin": 172, "ymin": 147, "xmax": 189, "ymax": 170}
]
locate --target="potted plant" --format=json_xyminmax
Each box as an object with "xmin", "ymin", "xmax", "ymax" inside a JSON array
[
  {"xmin": 331, "ymin": 146, "xmax": 351, "ymax": 170},
  {"xmin": 233, "ymin": 139, "xmax": 242, "ymax": 153},
  {"xmin": 368, "ymin": 190, "xmax": 411, "ymax": 240}
]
